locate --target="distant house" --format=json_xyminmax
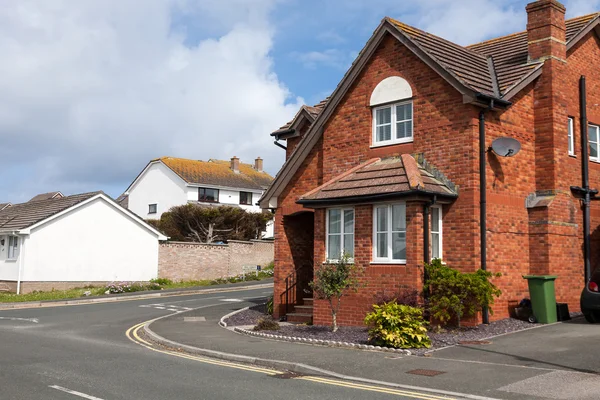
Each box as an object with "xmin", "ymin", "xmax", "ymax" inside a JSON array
[
  {"xmin": 0, "ymin": 192, "xmax": 167, "ymax": 293},
  {"xmin": 28, "ymin": 191, "xmax": 64, "ymax": 202},
  {"xmin": 122, "ymin": 156, "xmax": 275, "ymax": 237}
]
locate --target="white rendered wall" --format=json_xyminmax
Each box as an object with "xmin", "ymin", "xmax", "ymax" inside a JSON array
[
  {"xmin": 128, "ymin": 162, "xmax": 187, "ymax": 219},
  {"xmin": 22, "ymin": 198, "xmax": 159, "ymax": 282},
  {"xmin": 0, "ymin": 235, "xmax": 20, "ymax": 280},
  {"xmin": 185, "ymin": 186, "xmax": 263, "ymax": 212}
]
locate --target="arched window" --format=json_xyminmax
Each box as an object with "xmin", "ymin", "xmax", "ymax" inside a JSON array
[{"xmin": 370, "ymin": 77, "xmax": 413, "ymax": 146}]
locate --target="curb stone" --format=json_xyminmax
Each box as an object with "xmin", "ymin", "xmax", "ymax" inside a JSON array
[
  {"xmin": 232, "ymin": 326, "xmax": 411, "ymax": 355},
  {"xmin": 143, "ymin": 308, "xmax": 502, "ymax": 400},
  {"xmin": 0, "ymin": 283, "xmax": 273, "ymax": 310}
]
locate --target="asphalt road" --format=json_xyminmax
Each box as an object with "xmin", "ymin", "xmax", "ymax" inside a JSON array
[{"xmin": 0, "ymin": 285, "xmax": 446, "ymax": 400}]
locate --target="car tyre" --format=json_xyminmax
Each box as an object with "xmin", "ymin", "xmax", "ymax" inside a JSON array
[{"xmin": 583, "ymin": 310, "xmax": 600, "ymax": 324}]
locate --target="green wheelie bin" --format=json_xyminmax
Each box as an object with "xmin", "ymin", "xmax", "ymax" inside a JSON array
[{"xmin": 522, "ymin": 275, "xmax": 558, "ymax": 324}]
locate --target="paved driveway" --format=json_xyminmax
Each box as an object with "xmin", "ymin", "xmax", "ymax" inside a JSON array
[{"xmin": 429, "ymin": 318, "xmax": 600, "ymax": 399}]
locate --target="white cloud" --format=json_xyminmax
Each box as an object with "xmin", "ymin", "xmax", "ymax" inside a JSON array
[
  {"xmin": 565, "ymin": 0, "xmax": 600, "ymax": 18},
  {"xmin": 0, "ymin": 0, "xmax": 301, "ymax": 201},
  {"xmin": 290, "ymin": 48, "xmax": 357, "ymax": 70}
]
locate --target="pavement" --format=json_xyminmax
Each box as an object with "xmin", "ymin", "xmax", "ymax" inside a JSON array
[
  {"xmin": 0, "ymin": 282, "xmax": 453, "ymax": 400},
  {"xmin": 148, "ymin": 294, "xmax": 600, "ymax": 400}
]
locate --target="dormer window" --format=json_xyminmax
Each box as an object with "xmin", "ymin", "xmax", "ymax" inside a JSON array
[{"xmin": 370, "ymin": 76, "xmax": 413, "ymax": 147}]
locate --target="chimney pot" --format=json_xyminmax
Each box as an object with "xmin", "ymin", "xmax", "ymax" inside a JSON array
[
  {"xmin": 254, "ymin": 157, "xmax": 263, "ymax": 172},
  {"xmin": 526, "ymin": 0, "xmax": 566, "ymax": 63},
  {"xmin": 230, "ymin": 156, "xmax": 240, "ymax": 173}
]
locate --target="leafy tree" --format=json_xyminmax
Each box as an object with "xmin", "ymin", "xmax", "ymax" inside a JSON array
[
  {"xmin": 309, "ymin": 254, "xmax": 363, "ymax": 332},
  {"xmin": 148, "ymin": 204, "xmax": 272, "ymax": 243},
  {"xmin": 424, "ymin": 259, "xmax": 501, "ymax": 327}
]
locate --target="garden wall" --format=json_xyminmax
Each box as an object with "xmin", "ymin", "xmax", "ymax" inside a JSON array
[{"xmin": 158, "ymin": 240, "xmax": 274, "ymax": 281}]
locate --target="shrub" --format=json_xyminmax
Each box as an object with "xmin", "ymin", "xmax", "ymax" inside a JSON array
[
  {"xmin": 364, "ymin": 301, "xmax": 431, "ymax": 349},
  {"xmin": 266, "ymin": 296, "xmax": 274, "ymax": 315},
  {"xmin": 424, "ymin": 259, "xmax": 502, "ymax": 327},
  {"xmin": 253, "ymin": 317, "xmax": 280, "ymax": 331},
  {"xmin": 150, "ymin": 278, "xmax": 173, "ymax": 286}
]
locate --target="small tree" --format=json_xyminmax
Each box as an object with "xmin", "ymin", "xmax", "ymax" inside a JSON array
[{"xmin": 309, "ymin": 254, "xmax": 362, "ymax": 332}]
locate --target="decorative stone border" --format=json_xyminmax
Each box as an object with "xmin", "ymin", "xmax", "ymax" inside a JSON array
[
  {"xmin": 232, "ymin": 326, "xmax": 411, "ymax": 355},
  {"xmin": 219, "ymin": 306, "xmax": 250, "ymax": 328}
]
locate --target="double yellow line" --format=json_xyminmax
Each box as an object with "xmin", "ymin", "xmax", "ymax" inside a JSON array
[{"xmin": 126, "ymin": 321, "xmax": 455, "ymax": 400}]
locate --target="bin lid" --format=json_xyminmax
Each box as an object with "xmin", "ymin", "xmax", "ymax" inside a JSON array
[{"xmin": 522, "ymin": 275, "xmax": 558, "ymax": 280}]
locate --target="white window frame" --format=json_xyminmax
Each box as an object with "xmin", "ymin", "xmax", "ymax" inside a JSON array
[
  {"xmin": 372, "ymin": 203, "xmax": 406, "ymax": 264},
  {"xmin": 589, "ymin": 124, "xmax": 600, "ymax": 162},
  {"xmin": 568, "ymin": 117, "xmax": 575, "ymax": 156},
  {"xmin": 325, "ymin": 208, "xmax": 355, "ymax": 262},
  {"xmin": 7, "ymin": 236, "xmax": 19, "ymax": 260},
  {"xmin": 372, "ymin": 100, "xmax": 413, "ymax": 147},
  {"xmin": 148, "ymin": 204, "xmax": 157, "ymax": 214},
  {"xmin": 430, "ymin": 205, "xmax": 443, "ymax": 260}
]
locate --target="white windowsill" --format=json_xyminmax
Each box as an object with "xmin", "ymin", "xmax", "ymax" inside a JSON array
[
  {"xmin": 370, "ymin": 139, "xmax": 413, "ymax": 149},
  {"xmin": 370, "ymin": 261, "xmax": 406, "ymax": 265},
  {"xmin": 5, "ymin": 258, "xmax": 17, "ymax": 262}
]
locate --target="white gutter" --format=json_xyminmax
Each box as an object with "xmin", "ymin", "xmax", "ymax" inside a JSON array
[{"xmin": 16, "ymin": 236, "xmax": 26, "ymax": 295}]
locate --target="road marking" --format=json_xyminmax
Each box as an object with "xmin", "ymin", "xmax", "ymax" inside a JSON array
[
  {"xmin": 298, "ymin": 376, "xmax": 456, "ymax": 400},
  {"xmin": 49, "ymin": 385, "xmax": 104, "ymax": 400},
  {"xmin": 220, "ymin": 298, "xmax": 243, "ymax": 302},
  {"xmin": 159, "ymin": 296, "xmax": 226, "ymax": 305},
  {"xmin": 0, "ymin": 317, "xmax": 38, "ymax": 323},
  {"xmin": 125, "ymin": 321, "xmax": 277, "ymax": 376},
  {"xmin": 139, "ymin": 304, "xmax": 193, "ymax": 312}
]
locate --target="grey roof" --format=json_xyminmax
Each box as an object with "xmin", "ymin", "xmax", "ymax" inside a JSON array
[
  {"xmin": 0, "ymin": 203, "xmax": 11, "ymax": 211},
  {"xmin": 0, "ymin": 192, "xmax": 101, "ymax": 232},
  {"xmin": 28, "ymin": 191, "xmax": 64, "ymax": 202}
]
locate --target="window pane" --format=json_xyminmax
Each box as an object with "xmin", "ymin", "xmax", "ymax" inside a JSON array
[
  {"xmin": 328, "ymin": 235, "xmax": 341, "ymax": 260},
  {"xmin": 392, "ymin": 204, "xmax": 405, "ymax": 231},
  {"xmin": 377, "ymin": 233, "xmax": 388, "ymax": 258},
  {"xmin": 343, "ymin": 233, "xmax": 354, "ymax": 258},
  {"xmin": 392, "ymin": 232, "xmax": 406, "ymax": 260},
  {"xmin": 591, "ymin": 142, "xmax": 598, "ymax": 159},
  {"xmin": 568, "ymin": 119, "xmax": 573, "ymax": 154},
  {"xmin": 344, "ymin": 210, "xmax": 354, "ymax": 233},
  {"xmin": 432, "ymin": 233, "xmax": 440, "ymax": 259},
  {"xmin": 589, "ymin": 126, "xmax": 598, "ymax": 143},
  {"xmin": 396, "ymin": 121, "xmax": 412, "ymax": 139},
  {"xmin": 431, "ymin": 208, "xmax": 440, "ymax": 232},
  {"xmin": 328, "ymin": 209, "xmax": 341, "ymax": 234},
  {"xmin": 396, "ymin": 103, "xmax": 412, "ymax": 121},
  {"xmin": 206, "ymin": 189, "xmax": 218, "ymax": 202},
  {"xmin": 376, "ymin": 107, "xmax": 391, "ymax": 124},
  {"xmin": 377, "ymin": 124, "xmax": 391, "ymax": 142},
  {"xmin": 376, "ymin": 207, "xmax": 387, "ymax": 232}
]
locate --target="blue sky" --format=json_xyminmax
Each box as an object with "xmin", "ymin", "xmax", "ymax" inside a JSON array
[{"xmin": 0, "ymin": 0, "xmax": 599, "ymax": 202}]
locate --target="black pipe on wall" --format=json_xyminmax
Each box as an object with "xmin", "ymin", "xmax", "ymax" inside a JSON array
[
  {"xmin": 479, "ymin": 101, "xmax": 493, "ymax": 325},
  {"xmin": 580, "ymin": 76, "xmax": 592, "ymax": 283}
]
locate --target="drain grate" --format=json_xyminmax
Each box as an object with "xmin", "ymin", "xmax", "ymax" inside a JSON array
[
  {"xmin": 458, "ymin": 340, "xmax": 491, "ymax": 345},
  {"xmin": 406, "ymin": 369, "xmax": 446, "ymax": 377}
]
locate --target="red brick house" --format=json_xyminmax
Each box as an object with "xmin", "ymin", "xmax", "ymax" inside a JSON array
[{"xmin": 260, "ymin": 0, "xmax": 600, "ymax": 326}]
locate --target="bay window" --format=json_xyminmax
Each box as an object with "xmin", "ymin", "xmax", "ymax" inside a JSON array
[
  {"xmin": 326, "ymin": 208, "xmax": 354, "ymax": 261},
  {"xmin": 431, "ymin": 206, "xmax": 442, "ymax": 260},
  {"xmin": 373, "ymin": 204, "xmax": 406, "ymax": 263}
]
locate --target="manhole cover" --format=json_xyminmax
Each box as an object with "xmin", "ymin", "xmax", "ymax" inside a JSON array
[
  {"xmin": 458, "ymin": 340, "xmax": 492, "ymax": 345},
  {"xmin": 272, "ymin": 372, "xmax": 302, "ymax": 379},
  {"xmin": 406, "ymin": 369, "xmax": 446, "ymax": 377}
]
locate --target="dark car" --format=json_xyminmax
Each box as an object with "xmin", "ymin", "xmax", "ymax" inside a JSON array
[{"xmin": 581, "ymin": 268, "xmax": 600, "ymax": 323}]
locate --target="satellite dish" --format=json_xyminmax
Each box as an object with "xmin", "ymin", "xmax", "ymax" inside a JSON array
[{"xmin": 490, "ymin": 137, "xmax": 521, "ymax": 157}]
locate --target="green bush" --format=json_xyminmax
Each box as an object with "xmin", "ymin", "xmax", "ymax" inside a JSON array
[
  {"xmin": 253, "ymin": 317, "xmax": 280, "ymax": 331},
  {"xmin": 150, "ymin": 278, "xmax": 173, "ymax": 286},
  {"xmin": 424, "ymin": 259, "xmax": 501, "ymax": 327},
  {"xmin": 266, "ymin": 296, "xmax": 274, "ymax": 315},
  {"xmin": 364, "ymin": 301, "xmax": 431, "ymax": 349}
]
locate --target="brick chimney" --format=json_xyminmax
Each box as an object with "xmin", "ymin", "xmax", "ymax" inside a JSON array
[
  {"xmin": 230, "ymin": 156, "xmax": 240, "ymax": 173},
  {"xmin": 254, "ymin": 157, "xmax": 263, "ymax": 172},
  {"xmin": 526, "ymin": 0, "xmax": 566, "ymax": 63}
]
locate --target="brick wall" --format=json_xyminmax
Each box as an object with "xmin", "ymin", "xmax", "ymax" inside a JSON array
[{"xmin": 159, "ymin": 240, "xmax": 273, "ymax": 282}]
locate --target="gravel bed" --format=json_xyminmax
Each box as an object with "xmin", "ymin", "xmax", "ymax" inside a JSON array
[
  {"xmin": 225, "ymin": 303, "xmax": 267, "ymax": 326},
  {"xmin": 225, "ymin": 307, "xmax": 548, "ymax": 355}
]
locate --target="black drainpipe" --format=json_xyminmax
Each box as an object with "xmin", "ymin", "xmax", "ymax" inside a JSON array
[
  {"xmin": 580, "ymin": 76, "xmax": 592, "ymax": 284},
  {"xmin": 479, "ymin": 99, "xmax": 494, "ymax": 325},
  {"xmin": 274, "ymin": 140, "xmax": 287, "ymax": 151}
]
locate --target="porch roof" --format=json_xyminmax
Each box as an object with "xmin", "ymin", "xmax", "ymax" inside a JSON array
[{"xmin": 297, "ymin": 154, "xmax": 457, "ymax": 207}]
